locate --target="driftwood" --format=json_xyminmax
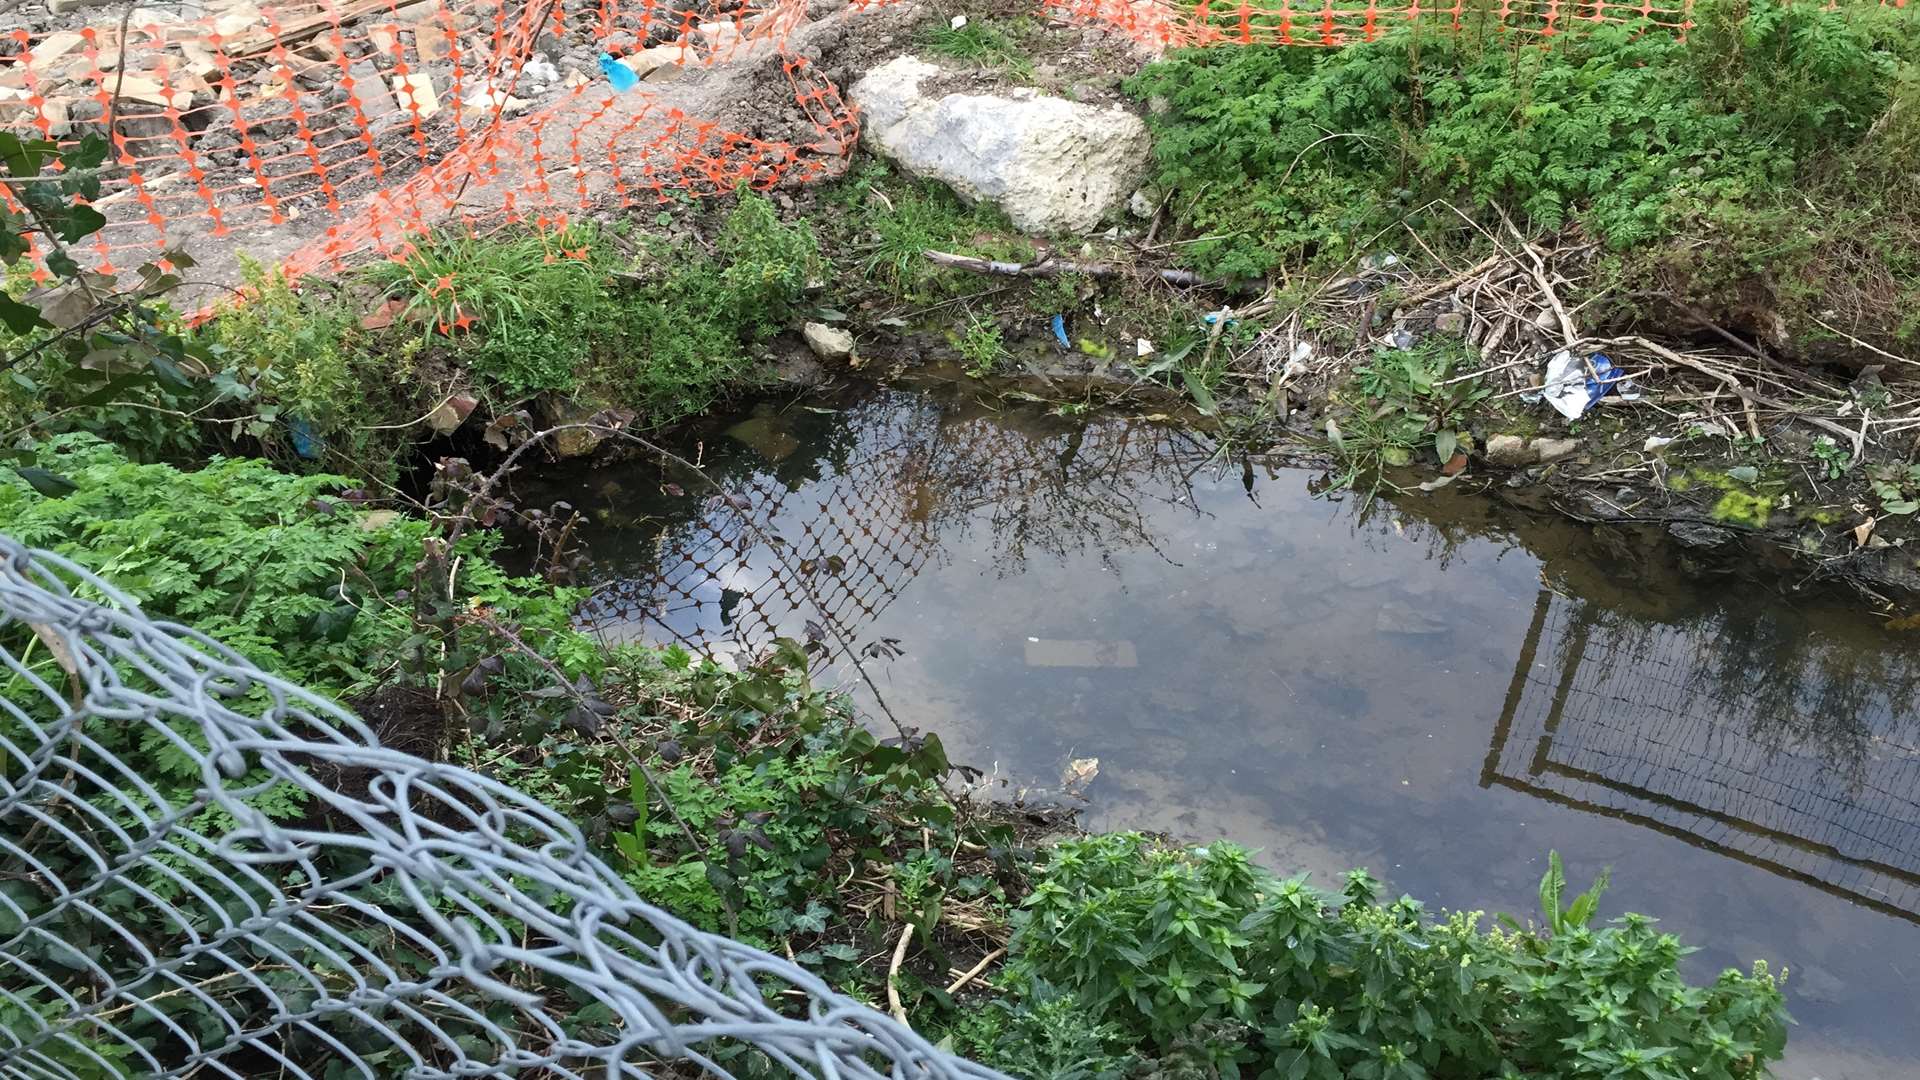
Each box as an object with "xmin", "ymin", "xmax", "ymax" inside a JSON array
[{"xmin": 922, "ymin": 249, "xmax": 1245, "ymax": 290}]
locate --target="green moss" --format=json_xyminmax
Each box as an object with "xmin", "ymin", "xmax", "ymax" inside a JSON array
[
  {"xmin": 1798, "ymin": 506, "xmax": 1847, "ymax": 526},
  {"xmin": 1711, "ymin": 490, "xmax": 1775, "ymax": 529}
]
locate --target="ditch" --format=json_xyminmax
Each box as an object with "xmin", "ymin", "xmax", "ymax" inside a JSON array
[{"xmin": 521, "ymin": 379, "xmax": 1920, "ymax": 1080}]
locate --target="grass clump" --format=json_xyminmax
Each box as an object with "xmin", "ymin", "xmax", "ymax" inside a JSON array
[
  {"xmin": 920, "ymin": 18, "xmax": 1035, "ymax": 80},
  {"xmin": 1329, "ymin": 341, "xmax": 1488, "ymax": 481},
  {"xmin": 823, "ymin": 161, "xmax": 1032, "ymax": 300}
]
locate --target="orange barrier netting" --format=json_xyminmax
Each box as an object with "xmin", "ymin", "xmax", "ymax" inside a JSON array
[{"xmin": 0, "ymin": 0, "xmax": 1909, "ymax": 287}]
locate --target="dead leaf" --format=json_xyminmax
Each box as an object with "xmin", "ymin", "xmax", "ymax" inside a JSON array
[
  {"xmin": 1854, "ymin": 518, "xmax": 1876, "ymax": 549},
  {"xmin": 1441, "ymin": 452, "xmax": 1468, "ymax": 476}
]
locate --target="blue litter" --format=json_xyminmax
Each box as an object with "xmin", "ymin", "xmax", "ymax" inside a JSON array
[
  {"xmin": 1542, "ymin": 350, "xmax": 1635, "ymax": 420},
  {"xmin": 287, "ymin": 416, "xmax": 321, "ymax": 460},
  {"xmin": 598, "ymin": 53, "xmax": 639, "ymax": 93},
  {"xmin": 1049, "ymin": 313, "xmax": 1070, "ymax": 351}
]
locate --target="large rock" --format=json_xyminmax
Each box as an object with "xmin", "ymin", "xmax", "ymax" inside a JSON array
[{"xmin": 850, "ymin": 56, "xmax": 1152, "ymax": 235}]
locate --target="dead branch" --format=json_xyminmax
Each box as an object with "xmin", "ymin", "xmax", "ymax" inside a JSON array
[{"xmin": 923, "ymin": 249, "xmax": 1238, "ymax": 289}]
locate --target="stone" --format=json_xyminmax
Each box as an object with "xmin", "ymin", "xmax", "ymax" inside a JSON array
[
  {"xmin": 803, "ymin": 321, "xmax": 855, "ymax": 362},
  {"xmin": 619, "ymin": 47, "xmax": 687, "ymax": 83},
  {"xmin": 1433, "ymin": 312, "xmax": 1465, "ymax": 335},
  {"xmin": 346, "ymin": 61, "xmax": 399, "ymax": 120},
  {"xmin": 1532, "ymin": 437, "xmax": 1580, "ymax": 463},
  {"xmin": 425, "ymin": 393, "xmax": 476, "ymax": 435},
  {"xmin": 849, "ymin": 55, "xmax": 1153, "ymax": 235},
  {"xmin": 1127, "ymin": 186, "xmax": 1159, "ymax": 219},
  {"xmin": 47, "ymin": 0, "xmax": 115, "ymax": 14},
  {"xmin": 1484, "ymin": 433, "xmax": 1536, "ymax": 467}
]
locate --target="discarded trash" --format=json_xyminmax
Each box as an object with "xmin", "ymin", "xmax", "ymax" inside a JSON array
[
  {"xmin": 1542, "ymin": 350, "xmax": 1631, "ymax": 420},
  {"xmin": 1049, "ymin": 313, "xmax": 1071, "ymax": 351},
  {"xmin": 1202, "ymin": 308, "xmax": 1237, "ymax": 328},
  {"xmin": 1643, "ymin": 434, "xmax": 1677, "ymax": 453},
  {"xmin": 950, "ymin": 13, "xmax": 970, "ymax": 28},
  {"xmin": 598, "ymin": 52, "xmax": 639, "ymax": 93},
  {"xmin": 1061, "ymin": 756, "xmax": 1100, "ymax": 796},
  {"xmin": 287, "ymin": 416, "xmax": 321, "ymax": 460},
  {"xmin": 1136, "ymin": 337, "xmax": 1154, "ymax": 357}
]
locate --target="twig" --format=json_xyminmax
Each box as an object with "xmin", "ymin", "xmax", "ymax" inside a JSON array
[
  {"xmin": 1629, "ymin": 337, "xmax": 1869, "ymax": 457},
  {"xmin": 943, "ymin": 947, "xmax": 1005, "ymax": 995},
  {"xmin": 1500, "ymin": 213, "xmax": 1576, "ymax": 347},
  {"xmin": 1808, "ymin": 315, "xmax": 1919, "ymax": 369},
  {"xmin": 1392, "ymin": 253, "xmax": 1504, "ymax": 308},
  {"xmin": 886, "ymin": 924, "xmax": 914, "ymax": 1027},
  {"xmin": 923, "ymin": 249, "xmax": 1237, "ymax": 289}
]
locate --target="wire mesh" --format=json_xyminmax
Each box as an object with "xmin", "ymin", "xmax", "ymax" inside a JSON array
[
  {"xmin": 0, "ymin": 532, "xmax": 1012, "ymax": 1080},
  {"xmin": 1485, "ymin": 589, "xmax": 1920, "ymax": 924}
]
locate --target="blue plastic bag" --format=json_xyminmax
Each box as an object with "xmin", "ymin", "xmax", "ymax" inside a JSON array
[{"xmin": 598, "ymin": 53, "xmax": 639, "ymax": 93}]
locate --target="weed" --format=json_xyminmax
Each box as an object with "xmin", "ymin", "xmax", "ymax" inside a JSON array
[
  {"xmin": 956, "ymin": 315, "xmax": 1008, "ymax": 376},
  {"xmin": 1330, "ymin": 341, "xmax": 1489, "ymax": 483},
  {"xmin": 359, "ymin": 226, "xmax": 610, "ymax": 400},
  {"xmin": 920, "ymin": 19, "xmax": 1035, "ymax": 81},
  {"xmin": 1869, "ymin": 464, "xmax": 1920, "ymax": 516},
  {"xmin": 1127, "ymin": 0, "xmax": 1915, "ymax": 346},
  {"xmin": 827, "ymin": 162, "xmax": 1030, "ymax": 299},
  {"xmin": 1010, "ymin": 833, "xmax": 1788, "ymax": 1079},
  {"xmin": 1809, "ymin": 435, "xmax": 1850, "ymax": 481}
]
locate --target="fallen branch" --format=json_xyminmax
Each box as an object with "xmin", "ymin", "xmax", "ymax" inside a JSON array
[
  {"xmin": 923, "ymin": 249, "xmax": 1239, "ymax": 290},
  {"xmin": 886, "ymin": 924, "xmax": 914, "ymax": 1027},
  {"xmin": 944, "ymin": 947, "xmax": 1006, "ymax": 995}
]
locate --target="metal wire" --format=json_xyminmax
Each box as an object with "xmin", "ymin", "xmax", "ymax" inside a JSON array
[{"xmin": 0, "ymin": 534, "xmax": 1011, "ymax": 1080}]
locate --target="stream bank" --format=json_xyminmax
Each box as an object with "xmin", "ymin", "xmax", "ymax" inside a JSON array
[{"xmin": 521, "ymin": 379, "xmax": 1920, "ymax": 1079}]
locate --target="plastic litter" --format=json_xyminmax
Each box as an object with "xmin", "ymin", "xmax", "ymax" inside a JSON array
[
  {"xmin": 1049, "ymin": 313, "xmax": 1071, "ymax": 351},
  {"xmin": 598, "ymin": 52, "xmax": 639, "ymax": 93},
  {"xmin": 1542, "ymin": 350, "xmax": 1635, "ymax": 420},
  {"xmin": 287, "ymin": 416, "xmax": 321, "ymax": 460},
  {"xmin": 950, "ymin": 13, "xmax": 969, "ymax": 28},
  {"xmin": 1136, "ymin": 337, "xmax": 1154, "ymax": 357},
  {"xmin": 1202, "ymin": 309, "xmax": 1237, "ymax": 328}
]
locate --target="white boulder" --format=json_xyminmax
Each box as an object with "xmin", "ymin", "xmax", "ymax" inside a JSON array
[{"xmin": 850, "ymin": 56, "xmax": 1152, "ymax": 236}]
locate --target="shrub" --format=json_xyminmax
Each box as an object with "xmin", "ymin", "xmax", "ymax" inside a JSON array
[{"xmin": 1009, "ymin": 834, "xmax": 1788, "ymax": 1080}]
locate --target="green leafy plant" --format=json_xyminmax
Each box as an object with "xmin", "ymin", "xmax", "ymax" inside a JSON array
[
  {"xmin": 956, "ymin": 316, "xmax": 1009, "ymax": 376},
  {"xmin": 1870, "ymin": 464, "xmax": 1920, "ymax": 516},
  {"xmin": 1009, "ymin": 833, "xmax": 1788, "ymax": 1079},
  {"xmin": 1809, "ymin": 435, "xmax": 1850, "ymax": 481}
]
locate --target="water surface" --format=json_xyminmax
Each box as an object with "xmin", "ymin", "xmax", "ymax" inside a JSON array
[{"xmin": 527, "ymin": 384, "xmax": 1920, "ymax": 1079}]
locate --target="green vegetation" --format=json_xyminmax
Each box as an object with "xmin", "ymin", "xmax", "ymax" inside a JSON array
[
  {"xmin": 920, "ymin": 17, "xmax": 1036, "ymax": 81},
  {"xmin": 1328, "ymin": 341, "xmax": 1488, "ymax": 483},
  {"xmin": 1130, "ymin": 0, "xmax": 1918, "ymax": 348},
  {"xmin": 824, "ymin": 161, "xmax": 1032, "ymax": 300},
  {"xmin": 956, "ymin": 314, "xmax": 1010, "ymax": 376},
  {"xmin": 4, "ymin": 186, "xmax": 816, "ymax": 472},
  {"xmin": 977, "ymin": 835, "xmax": 1787, "ymax": 1080}
]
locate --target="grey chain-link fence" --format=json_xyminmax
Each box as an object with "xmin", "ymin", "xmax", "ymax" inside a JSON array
[{"xmin": 0, "ymin": 534, "xmax": 1011, "ymax": 1080}]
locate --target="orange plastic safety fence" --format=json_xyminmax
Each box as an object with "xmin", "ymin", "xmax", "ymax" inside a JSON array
[{"xmin": 0, "ymin": 0, "xmax": 1908, "ymax": 288}]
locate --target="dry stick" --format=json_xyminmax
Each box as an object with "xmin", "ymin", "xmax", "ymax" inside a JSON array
[
  {"xmin": 1629, "ymin": 336, "xmax": 1872, "ymax": 458},
  {"xmin": 885, "ymin": 924, "xmax": 914, "ymax": 1027},
  {"xmin": 1391, "ymin": 252, "xmax": 1504, "ymax": 308},
  {"xmin": 923, "ymin": 249, "xmax": 1231, "ymax": 289},
  {"xmin": 1808, "ymin": 315, "xmax": 1920, "ymax": 370},
  {"xmin": 1500, "ymin": 214, "xmax": 1577, "ymax": 348},
  {"xmin": 943, "ymin": 947, "xmax": 1006, "ymax": 995}
]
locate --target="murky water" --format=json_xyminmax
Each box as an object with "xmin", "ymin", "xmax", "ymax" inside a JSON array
[{"xmin": 526, "ymin": 383, "xmax": 1920, "ymax": 1079}]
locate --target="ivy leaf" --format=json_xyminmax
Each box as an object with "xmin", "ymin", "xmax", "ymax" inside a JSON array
[
  {"xmin": 0, "ymin": 292, "xmax": 49, "ymax": 334},
  {"xmin": 13, "ymin": 467, "xmax": 77, "ymax": 498}
]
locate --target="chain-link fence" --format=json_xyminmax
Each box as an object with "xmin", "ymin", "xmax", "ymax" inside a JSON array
[{"xmin": 0, "ymin": 533, "xmax": 1012, "ymax": 1080}]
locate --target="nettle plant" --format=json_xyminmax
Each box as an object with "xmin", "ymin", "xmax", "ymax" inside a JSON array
[{"xmin": 1009, "ymin": 835, "xmax": 1787, "ymax": 1080}]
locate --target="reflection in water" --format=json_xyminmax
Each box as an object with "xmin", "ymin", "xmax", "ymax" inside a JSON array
[
  {"xmin": 528, "ymin": 383, "xmax": 1920, "ymax": 1078},
  {"xmin": 1487, "ymin": 593, "xmax": 1920, "ymax": 924},
  {"xmin": 572, "ymin": 392, "xmax": 1216, "ymax": 657}
]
